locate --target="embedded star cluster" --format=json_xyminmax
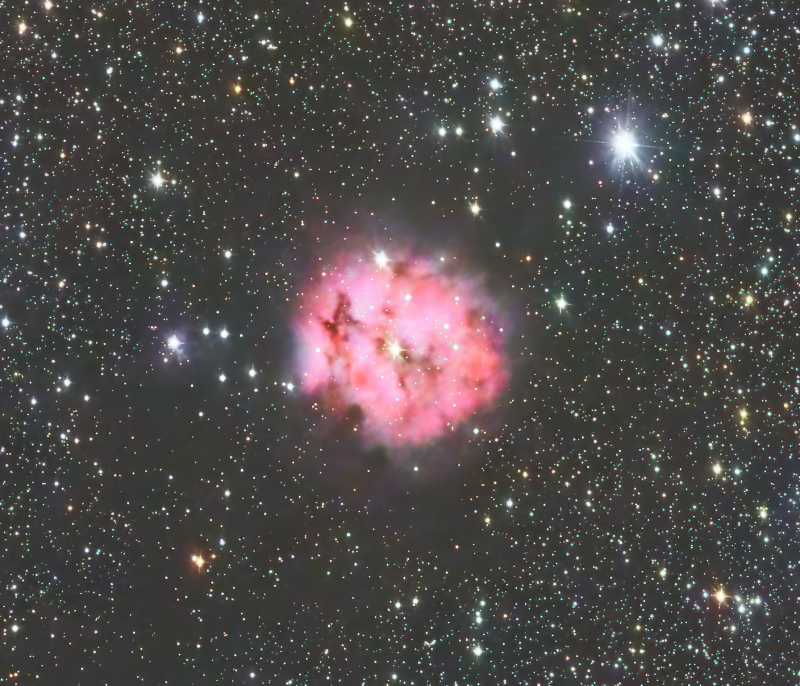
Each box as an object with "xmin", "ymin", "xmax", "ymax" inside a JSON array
[
  {"xmin": 294, "ymin": 252, "xmax": 507, "ymax": 447},
  {"xmin": 4, "ymin": 0, "xmax": 800, "ymax": 685}
]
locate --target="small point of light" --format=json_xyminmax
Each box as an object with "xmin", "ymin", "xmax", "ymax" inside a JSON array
[
  {"xmin": 405, "ymin": 294, "xmax": 411, "ymax": 301},
  {"xmin": 286, "ymin": 382, "xmax": 294, "ymax": 391}
]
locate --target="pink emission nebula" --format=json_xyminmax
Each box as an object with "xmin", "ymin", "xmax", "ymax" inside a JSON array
[{"xmin": 293, "ymin": 252, "xmax": 508, "ymax": 447}]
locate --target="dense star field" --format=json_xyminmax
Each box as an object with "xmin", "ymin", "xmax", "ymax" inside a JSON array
[{"xmin": 4, "ymin": 0, "xmax": 800, "ymax": 683}]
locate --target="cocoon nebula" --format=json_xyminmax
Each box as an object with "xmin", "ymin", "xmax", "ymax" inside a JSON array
[{"xmin": 293, "ymin": 252, "xmax": 508, "ymax": 447}]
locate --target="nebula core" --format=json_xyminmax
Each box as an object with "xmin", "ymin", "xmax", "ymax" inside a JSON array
[{"xmin": 293, "ymin": 253, "xmax": 508, "ymax": 447}]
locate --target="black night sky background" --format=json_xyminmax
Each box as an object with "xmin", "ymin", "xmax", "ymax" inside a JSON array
[{"xmin": 4, "ymin": 0, "xmax": 800, "ymax": 684}]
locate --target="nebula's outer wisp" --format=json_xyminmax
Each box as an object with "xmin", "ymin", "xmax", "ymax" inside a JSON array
[{"xmin": 293, "ymin": 254, "xmax": 507, "ymax": 447}]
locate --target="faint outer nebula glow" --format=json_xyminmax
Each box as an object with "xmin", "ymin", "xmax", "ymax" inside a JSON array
[{"xmin": 293, "ymin": 253, "xmax": 507, "ymax": 447}]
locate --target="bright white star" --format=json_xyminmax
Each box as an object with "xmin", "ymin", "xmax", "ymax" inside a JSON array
[
  {"xmin": 614, "ymin": 130, "xmax": 636, "ymax": 156},
  {"xmin": 490, "ymin": 78, "xmax": 502, "ymax": 90},
  {"xmin": 388, "ymin": 341, "xmax": 402, "ymax": 358},
  {"xmin": 152, "ymin": 172, "xmax": 164, "ymax": 187},
  {"xmin": 490, "ymin": 116, "xmax": 504, "ymax": 132},
  {"xmin": 375, "ymin": 251, "xmax": 389, "ymax": 269},
  {"xmin": 556, "ymin": 297, "xmax": 567, "ymax": 310},
  {"xmin": 168, "ymin": 335, "xmax": 182, "ymax": 350}
]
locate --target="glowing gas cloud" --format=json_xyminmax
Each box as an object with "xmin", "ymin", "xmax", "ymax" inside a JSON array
[{"xmin": 293, "ymin": 252, "xmax": 508, "ymax": 447}]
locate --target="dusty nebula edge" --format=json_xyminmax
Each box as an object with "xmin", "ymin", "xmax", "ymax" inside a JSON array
[{"xmin": 292, "ymin": 250, "xmax": 508, "ymax": 449}]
